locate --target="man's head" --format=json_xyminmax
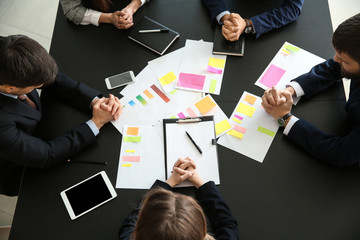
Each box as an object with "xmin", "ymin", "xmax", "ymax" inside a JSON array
[
  {"xmin": 0, "ymin": 35, "xmax": 58, "ymax": 93},
  {"xmin": 332, "ymin": 13, "xmax": 360, "ymax": 79}
]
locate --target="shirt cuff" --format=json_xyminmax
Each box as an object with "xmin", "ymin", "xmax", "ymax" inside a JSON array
[
  {"xmin": 283, "ymin": 115, "xmax": 299, "ymax": 136},
  {"xmin": 216, "ymin": 11, "xmax": 230, "ymax": 24},
  {"xmin": 139, "ymin": 0, "xmax": 148, "ymax": 6},
  {"xmin": 86, "ymin": 120, "xmax": 100, "ymax": 136},
  {"xmin": 81, "ymin": 9, "xmax": 101, "ymax": 26}
]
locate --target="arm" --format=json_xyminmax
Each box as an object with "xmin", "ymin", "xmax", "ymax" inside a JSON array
[
  {"xmin": 195, "ymin": 182, "xmax": 241, "ymax": 240},
  {"xmin": 60, "ymin": 0, "xmax": 87, "ymax": 25},
  {"xmin": 250, "ymin": 0, "xmax": 304, "ymax": 38},
  {"xmin": 201, "ymin": 0, "xmax": 229, "ymax": 22}
]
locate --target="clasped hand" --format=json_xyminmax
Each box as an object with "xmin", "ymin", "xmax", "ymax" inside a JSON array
[
  {"xmin": 91, "ymin": 94, "xmax": 122, "ymax": 129},
  {"xmin": 261, "ymin": 86, "xmax": 293, "ymax": 119},
  {"xmin": 222, "ymin": 13, "xmax": 246, "ymax": 41},
  {"xmin": 166, "ymin": 157, "xmax": 204, "ymax": 188}
]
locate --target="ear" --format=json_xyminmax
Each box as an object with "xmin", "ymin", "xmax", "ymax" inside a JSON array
[{"xmin": 0, "ymin": 84, "xmax": 16, "ymax": 94}]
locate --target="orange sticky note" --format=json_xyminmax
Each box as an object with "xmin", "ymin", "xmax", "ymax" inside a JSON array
[
  {"xmin": 195, "ymin": 96, "xmax": 216, "ymax": 115},
  {"xmin": 127, "ymin": 127, "xmax": 139, "ymax": 136},
  {"xmin": 244, "ymin": 94, "xmax": 257, "ymax": 105},
  {"xmin": 143, "ymin": 89, "xmax": 154, "ymax": 99}
]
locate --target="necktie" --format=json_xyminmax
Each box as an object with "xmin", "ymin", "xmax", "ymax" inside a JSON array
[{"xmin": 18, "ymin": 94, "xmax": 37, "ymax": 109}]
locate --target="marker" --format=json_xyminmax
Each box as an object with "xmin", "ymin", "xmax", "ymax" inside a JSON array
[
  {"xmin": 139, "ymin": 29, "xmax": 169, "ymax": 33},
  {"xmin": 185, "ymin": 131, "xmax": 203, "ymax": 154}
]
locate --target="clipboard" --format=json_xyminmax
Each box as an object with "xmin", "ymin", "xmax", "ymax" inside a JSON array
[{"xmin": 163, "ymin": 116, "xmax": 220, "ymax": 187}]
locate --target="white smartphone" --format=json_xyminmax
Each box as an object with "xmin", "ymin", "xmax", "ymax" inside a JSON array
[
  {"xmin": 105, "ymin": 71, "xmax": 135, "ymax": 90},
  {"xmin": 60, "ymin": 171, "xmax": 117, "ymax": 220}
]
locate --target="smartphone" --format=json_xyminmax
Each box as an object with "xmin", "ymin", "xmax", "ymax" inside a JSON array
[
  {"xmin": 105, "ymin": 71, "xmax": 135, "ymax": 90},
  {"xmin": 60, "ymin": 171, "xmax": 117, "ymax": 220}
]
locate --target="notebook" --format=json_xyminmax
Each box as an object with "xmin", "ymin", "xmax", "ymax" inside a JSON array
[
  {"xmin": 212, "ymin": 25, "xmax": 245, "ymax": 56},
  {"xmin": 128, "ymin": 16, "xmax": 180, "ymax": 55}
]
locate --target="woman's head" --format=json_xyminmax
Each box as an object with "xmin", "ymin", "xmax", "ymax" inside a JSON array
[{"xmin": 133, "ymin": 188, "xmax": 208, "ymax": 240}]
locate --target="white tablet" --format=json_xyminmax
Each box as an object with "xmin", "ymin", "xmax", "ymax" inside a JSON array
[{"xmin": 60, "ymin": 171, "xmax": 117, "ymax": 220}]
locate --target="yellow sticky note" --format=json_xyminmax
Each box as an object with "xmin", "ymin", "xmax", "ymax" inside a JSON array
[
  {"xmin": 215, "ymin": 119, "xmax": 232, "ymax": 135},
  {"xmin": 127, "ymin": 127, "xmax": 139, "ymax": 136},
  {"xmin": 227, "ymin": 129, "xmax": 244, "ymax": 139},
  {"xmin": 208, "ymin": 58, "xmax": 226, "ymax": 68},
  {"xmin": 125, "ymin": 149, "xmax": 135, "ymax": 153},
  {"xmin": 122, "ymin": 164, "xmax": 132, "ymax": 167},
  {"xmin": 195, "ymin": 96, "xmax": 216, "ymax": 115},
  {"xmin": 236, "ymin": 103, "xmax": 255, "ymax": 117},
  {"xmin": 159, "ymin": 71, "xmax": 177, "ymax": 86},
  {"xmin": 232, "ymin": 118, "xmax": 242, "ymax": 124},
  {"xmin": 244, "ymin": 94, "xmax": 257, "ymax": 105}
]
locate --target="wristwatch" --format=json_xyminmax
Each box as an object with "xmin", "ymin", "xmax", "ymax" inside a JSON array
[
  {"xmin": 277, "ymin": 112, "xmax": 292, "ymax": 127},
  {"xmin": 244, "ymin": 19, "xmax": 254, "ymax": 34}
]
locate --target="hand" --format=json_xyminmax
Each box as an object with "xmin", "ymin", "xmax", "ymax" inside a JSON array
[
  {"xmin": 262, "ymin": 89, "xmax": 293, "ymax": 119},
  {"xmin": 91, "ymin": 97, "xmax": 115, "ymax": 130},
  {"xmin": 166, "ymin": 157, "xmax": 197, "ymax": 187},
  {"xmin": 222, "ymin": 13, "xmax": 246, "ymax": 41},
  {"xmin": 112, "ymin": 11, "xmax": 133, "ymax": 29},
  {"xmin": 100, "ymin": 94, "xmax": 122, "ymax": 120}
]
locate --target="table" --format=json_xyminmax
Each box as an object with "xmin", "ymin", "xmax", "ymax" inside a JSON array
[{"xmin": 10, "ymin": 0, "xmax": 360, "ymax": 239}]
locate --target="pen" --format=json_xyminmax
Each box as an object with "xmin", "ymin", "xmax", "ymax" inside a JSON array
[
  {"xmin": 139, "ymin": 29, "xmax": 169, "ymax": 33},
  {"xmin": 185, "ymin": 131, "xmax": 203, "ymax": 154},
  {"xmin": 67, "ymin": 159, "xmax": 108, "ymax": 165}
]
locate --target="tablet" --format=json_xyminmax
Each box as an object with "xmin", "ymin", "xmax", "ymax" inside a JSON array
[{"xmin": 60, "ymin": 171, "xmax": 117, "ymax": 220}]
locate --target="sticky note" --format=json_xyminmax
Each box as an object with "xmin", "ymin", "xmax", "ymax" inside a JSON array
[
  {"xmin": 122, "ymin": 156, "xmax": 141, "ymax": 162},
  {"xmin": 227, "ymin": 129, "xmax": 244, "ymax": 139},
  {"xmin": 186, "ymin": 107, "xmax": 197, "ymax": 118},
  {"xmin": 244, "ymin": 94, "xmax": 257, "ymax": 105},
  {"xmin": 151, "ymin": 84, "xmax": 170, "ymax": 103},
  {"xmin": 122, "ymin": 164, "xmax": 132, "ymax": 167},
  {"xmin": 125, "ymin": 149, "xmax": 135, "ymax": 153},
  {"xmin": 195, "ymin": 96, "xmax": 216, "ymax": 115},
  {"xmin": 129, "ymin": 100, "xmax": 135, "ymax": 106},
  {"xmin": 232, "ymin": 118, "xmax": 242, "ymax": 124},
  {"xmin": 124, "ymin": 136, "xmax": 141, "ymax": 142},
  {"xmin": 127, "ymin": 127, "xmax": 139, "ymax": 136},
  {"xmin": 284, "ymin": 44, "xmax": 300, "ymax": 52},
  {"xmin": 170, "ymin": 89, "xmax": 178, "ymax": 95},
  {"xmin": 234, "ymin": 114, "xmax": 243, "ymax": 120},
  {"xmin": 136, "ymin": 95, "xmax": 147, "ymax": 105},
  {"xmin": 281, "ymin": 48, "xmax": 290, "ymax": 56},
  {"xmin": 159, "ymin": 71, "xmax": 177, "ymax": 86},
  {"xmin": 208, "ymin": 58, "xmax": 226, "ymax": 68},
  {"xmin": 257, "ymin": 126, "xmax": 275, "ymax": 137},
  {"xmin": 236, "ymin": 103, "xmax": 256, "ymax": 117},
  {"xmin": 215, "ymin": 119, "xmax": 232, "ymax": 135},
  {"xmin": 259, "ymin": 64, "xmax": 286, "ymax": 88},
  {"xmin": 170, "ymin": 115, "xmax": 176, "ymax": 119},
  {"xmin": 233, "ymin": 124, "xmax": 247, "ymax": 134},
  {"xmin": 209, "ymin": 79, "xmax": 217, "ymax": 94},
  {"xmin": 177, "ymin": 112, "xmax": 186, "ymax": 118},
  {"xmin": 207, "ymin": 66, "xmax": 223, "ymax": 74},
  {"xmin": 178, "ymin": 73, "xmax": 205, "ymax": 90},
  {"xmin": 143, "ymin": 89, "xmax": 153, "ymax": 99}
]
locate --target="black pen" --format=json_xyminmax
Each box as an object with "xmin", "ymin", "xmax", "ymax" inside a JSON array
[
  {"xmin": 185, "ymin": 131, "xmax": 203, "ymax": 154},
  {"xmin": 67, "ymin": 159, "xmax": 108, "ymax": 165},
  {"xmin": 139, "ymin": 29, "xmax": 169, "ymax": 33}
]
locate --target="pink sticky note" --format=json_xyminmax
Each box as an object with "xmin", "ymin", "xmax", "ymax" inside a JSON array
[
  {"xmin": 122, "ymin": 156, "xmax": 140, "ymax": 162},
  {"xmin": 233, "ymin": 124, "xmax": 247, "ymax": 134},
  {"xmin": 259, "ymin": 64, "xmax": 286, "ymax": 88},
  {"xmin": 186, "ymin": 107, "xmax": 197, "ymax": 117},
  {"xmin": 177, "ymin": 112, "xmax": 186, "ymax": 118},
  {"xmin": 178, "ymin": 73, "xmax": 205, "ymax": 90},
  {"xmin": 207, "ymin": 65, "xmax": 223, "ymax": 74},
  {"xmin": 234, "ymin": 114, "xmax": 243, "ymax": 120}
]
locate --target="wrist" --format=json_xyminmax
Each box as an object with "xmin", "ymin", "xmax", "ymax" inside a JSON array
[
  {"xmin": 99, "ymin": 13, "xmax": 112, "ymax": 24},
  {"xmin": 91, "ymin": 117, "xmax": 104, "ymax": 130},
  {"xmin": 284, "ymin": 115, "xmax": 293, "ymax": 128},
  {"xmin": 165, "ymin": 178, "xmax": 176, "ymax": 188},
  {"xmin": 244, "ymin": 18, "xmax": 255, "ymax": 34}
]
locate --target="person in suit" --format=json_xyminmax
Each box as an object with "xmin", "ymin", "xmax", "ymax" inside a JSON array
[
  {"xmin": 60, "ymin": 0, "xmax": 150, "ymax": 29},
  {"xmin": 261, "ymin": 13, "xmax": 360, "ymax": 166},
  {"xmin": 0, "ymin": 35, "xmax": 122, "ymax": 196},
  {"xmin": 119, "ymin": 157, "xmax": 241, "ymax": 240},
  {"xmin": 202, "ymin": 0, "xmax": 304, "ymax": 41}
]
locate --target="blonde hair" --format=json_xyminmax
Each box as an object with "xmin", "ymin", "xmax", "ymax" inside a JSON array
[{"xmin": 133, "ymin": 188, "xmax": 209, "ymax": 240}]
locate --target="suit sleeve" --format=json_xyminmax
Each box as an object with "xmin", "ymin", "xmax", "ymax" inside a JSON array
[
  {"xmin": 195, "ymin": 181, "xmax": 241, "ymax": 240},
  {"xmin": 60, "ymin": 0, "xmax": 87, "ymax": 25},
  {"xmin": 250, "ymin": 0, "xmax": 304, "ymax": 38},
  {"xmin": 201, "ymin": 0, "xmax": 229, "ymax": 21},
  {"xmin": 118, "ymin": 180, "xmax": 172, "ymax": 240}
]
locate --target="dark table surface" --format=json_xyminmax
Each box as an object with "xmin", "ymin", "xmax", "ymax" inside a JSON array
[{"xmin": 10, "ymin": 0, "xmax": 360, "ymax": 239}]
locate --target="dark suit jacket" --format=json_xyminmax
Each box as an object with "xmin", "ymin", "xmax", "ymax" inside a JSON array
[
  {"xmin": 119, "ymin": 180, "xmax": 241, "ymax": 240},
  {"xmin": 201, "ymin": 0, "xmax": 304, "ymax": 38},
  {"xmin": 0, "ymin": 71, "xmax": 101, "ymax": 195},
  {"xmin": 288, "ymin": 59, "xmax": 360, "ymax": 166}
]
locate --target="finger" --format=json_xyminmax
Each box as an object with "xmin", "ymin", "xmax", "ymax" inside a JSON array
[
  {"xmin": 264, "ymin": 88, "xmax": 276, "ymax": 105},
  {"xmin": 271, "ymin": 86, "xmax": 281, "ymax": 105}
]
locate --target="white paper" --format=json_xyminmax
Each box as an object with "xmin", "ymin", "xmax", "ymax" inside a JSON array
[
  {"xmin": 217, "ymin": 91, "xmax": 279, "ymax": 163},
  {"xmin": 116, "ymin": 125, "xmax": 165, "ymax": 189}
]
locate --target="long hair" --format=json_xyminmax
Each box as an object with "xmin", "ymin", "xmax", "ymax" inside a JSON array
[
  {"xmin": 332, "ymin": 13, "xmax": 360, "ymax": 64},
  {"xmin": 82, "ymin": 0, "xmax": 113, "ymax": 12},
  {"xmin": 133, "ymin": 188, "xmax": 208, "ymax": 240}
]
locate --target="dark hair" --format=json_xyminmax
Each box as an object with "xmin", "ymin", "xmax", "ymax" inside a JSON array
[
  {"xmin": 0, "ymin": 35, "xmax": 58, "ymax": 88},
  {"xmin": 133, "ymin": 188, "xmax": 207, "ymax": 240},
  {"xmin": 332, "ymin": 13, "xmax": 360, "ymax": 64},
  {"xmin": 82, "ymin": 0, "xmax": 113, "ymax": 12}
]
